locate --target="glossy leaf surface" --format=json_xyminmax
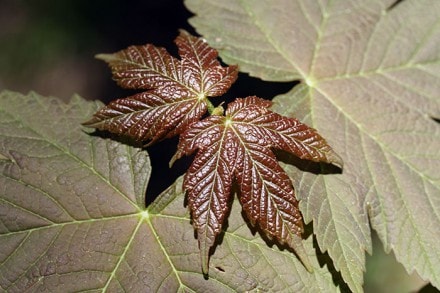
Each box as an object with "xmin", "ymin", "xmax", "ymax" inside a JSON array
[
  {"xmin": 83, "ymin": 30, "xmax": 238, "ymax": 144},
  {"xmin": 175, "ymin": 96, "xmax": 342, "ymax": 273}
]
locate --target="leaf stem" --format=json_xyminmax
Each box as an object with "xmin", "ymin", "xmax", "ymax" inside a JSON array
[
  {"xmin": 205, "ymin": 98, "xmax": 225, "ymax": 116},
  {"xmin": 205, "ymin": 98, "xmax": 216, "ymax": 114}
]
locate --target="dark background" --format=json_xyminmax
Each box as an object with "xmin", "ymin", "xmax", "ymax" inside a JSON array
[
  {"xmin": 0, "ymin": 1, "xmax": 429, "ymax": 291},
  {"xmin": 0, "ymin": 0, "xmax": 294, "ymax": 202}
]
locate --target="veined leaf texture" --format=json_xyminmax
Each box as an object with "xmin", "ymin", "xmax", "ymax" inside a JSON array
[
  {"xmin": 174, "ymin": 96, "xmax": 342, "ymax": 272},
  {"xmin": 83, "ymin": 30, "xmax": 238, "ymax": 144},
  {"xmin": 84, "ymin": 32, "xmax": 342, "ymax": 273}
]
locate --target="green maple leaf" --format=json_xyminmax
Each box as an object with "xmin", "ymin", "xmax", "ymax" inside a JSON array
[
  {"xmin": 0, "ymin": 91, "xmax": 338, "ymax": 291},
  {"xmin": 185, "ymin": 0, "xmax": 440, "ymax": 292}
]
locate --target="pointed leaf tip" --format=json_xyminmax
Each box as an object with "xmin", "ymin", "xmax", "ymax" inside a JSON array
[
  {"xmin": 290, "ymin": 234, "xmax": 314, "ymax": 273},
  {"xmin": 329, "ymin": 151, "xmax": 344, "ymax": 169},
  {"xmin": 95, "ymin": 53, "xmax": 115, "ymax": 62},
  {"xmin": 201, "ymin": 246, "xmax": 210, "ymax": 275}
]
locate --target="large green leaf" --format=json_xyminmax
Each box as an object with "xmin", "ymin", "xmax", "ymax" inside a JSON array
[
  {"xmin": 0, "ymin": 91, "xmax": 337, "ymax": 291},
  {"xmin": 185, "ymin": 0, "xmax": 440, "ymax": 292}
]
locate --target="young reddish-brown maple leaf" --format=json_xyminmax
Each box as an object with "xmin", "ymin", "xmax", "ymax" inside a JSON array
[
  {"xmin": 174, "ymin": 96, "xmax": 343, "ymax": 273},
  {"xmin": 83, "ymin": 30, "xmax": 238, "ymax": 144}
]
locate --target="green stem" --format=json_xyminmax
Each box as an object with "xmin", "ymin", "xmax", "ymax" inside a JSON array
[{"xmin": 205, "ymin": 98, "xmax": 216, "ymax": 114}]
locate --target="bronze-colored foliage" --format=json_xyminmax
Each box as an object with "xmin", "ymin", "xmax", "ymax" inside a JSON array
[
  {"xmin": 83, "ymin": 30, "xmax": 238, "ymax": 144},
  {"xmin": 174, "ymin": 96, "xmax": 342, "ymax": 272},
  {"xmin": 84, "ymin": 32, "xmax": 342, "ymax": 274}
]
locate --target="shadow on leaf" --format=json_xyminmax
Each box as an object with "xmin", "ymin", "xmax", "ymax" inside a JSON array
[
  {"xmin": 183, "ymin": 186, "xmax": 234, "ymax": 278},
  {"xmin": 84, "ymin": 128, "xmax": 144, "ymax": 148},
  {"xmin": 313, "ymin": 237, "xmax": 351, "ymax": 292},
  {"xmin": 275, "ymin": 149, "xmax": 342, "ymax": 175},
  {"xmin": 238, "ymin": 206, "xmax": 309, "ymax": 268}
]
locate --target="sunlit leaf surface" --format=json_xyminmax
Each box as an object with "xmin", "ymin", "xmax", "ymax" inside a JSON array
[
  {"xmin": 0, "ymin": 91, "xmax": 338, "ymax": 292},
  {"xmin": 185, "ymin": 0, "xmax": 440, "ymax": 291}
]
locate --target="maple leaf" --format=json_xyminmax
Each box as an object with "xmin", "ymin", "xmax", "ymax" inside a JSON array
[
  {"xmin": 185, "ymin": 1, "xmax": 440, "ymax": 290},
  {"xmin": 174, "ymin": 96, "xmax": 342, "ymax": 273},
  {"xmin": 83, "ymin": 30, "xmax": 238, "ymax": 144}
]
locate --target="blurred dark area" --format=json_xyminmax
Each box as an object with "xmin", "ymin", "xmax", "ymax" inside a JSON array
[
  {"xmin": 0, "ymin": 0, "xmax": 293, "ymax": 202},
  {"xmin": 0, "ymin": 0, "xmax": 195, "ymax": 102}
]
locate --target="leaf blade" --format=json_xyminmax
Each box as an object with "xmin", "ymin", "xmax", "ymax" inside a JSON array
[
  {"xmin": 175, "ymin": 30, "xmax": 239, "ymax": 96},
  {"xmin": 95, "ymin": 44, "xmax": 183, "ymax": 90},
  {"xmin": 227, "ymin": 96, "xmax": 343, "ymax": 167},
  {"xmin": 181, "ymin": 119, "xmax": 235, "ymax": 273},
  {"xmin": 87, "ymin": 30, "xmax": 238, "ymax": 143},
  {"xmin": 82, "ymin": 90, "xmax": 207, "ymax": 144},
  {"xmin": 177, "ymin": 96, "xmax": 341, "ymax": 272},
  {"xmin": 233, "ymin": 140, "xmax": 313, "ymax": 271}
]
